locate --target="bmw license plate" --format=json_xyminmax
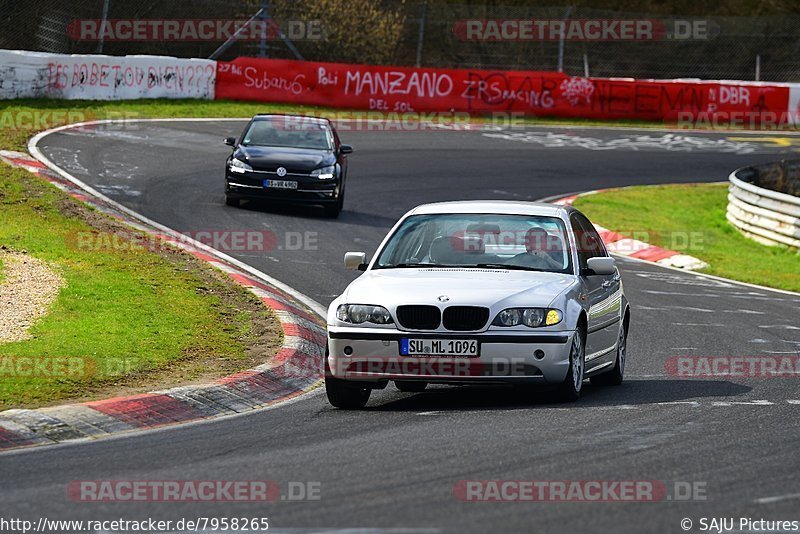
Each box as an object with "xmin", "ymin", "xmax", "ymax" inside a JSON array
[
  {"xmin": 400, "ymin": 338, "xmax": 479, "ymax": 357},
  {"xmin": 263, "ymin": 179, "xmax": 298, "ymax": 190}
]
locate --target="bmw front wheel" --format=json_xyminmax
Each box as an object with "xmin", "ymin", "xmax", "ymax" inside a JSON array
[
  {"xmin": 591, "ymin": 320, "xmax": 627, "ymax": 387},
  {"xmin": 557, "ymin": 327, "xmax": 586, "ymax": 402}
]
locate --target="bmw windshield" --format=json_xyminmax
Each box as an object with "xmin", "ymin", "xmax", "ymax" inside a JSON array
[{"xmin": 374, "ymin": 213, "xmax": 573, "ymax": 274}]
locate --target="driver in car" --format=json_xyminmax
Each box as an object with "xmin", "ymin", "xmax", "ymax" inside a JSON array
[{"xmin": 506, "ymin": 227, "xmax": 565, "ymax": 270}]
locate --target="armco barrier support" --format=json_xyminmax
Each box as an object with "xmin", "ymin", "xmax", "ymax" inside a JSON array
[
  {"xmin": 0, "ymin": 49, "xmax": 216, "ymax": 100},
  {"xmin": 215, "ymin": 57, "xmax": 796, "ymax": 124},
  {"xmin": 727, "ymin": 161, "xmax": 800, "ymax": 249}
]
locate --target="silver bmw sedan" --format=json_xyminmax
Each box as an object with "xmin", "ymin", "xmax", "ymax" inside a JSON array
[{"xmin": 326, "ymin": 201, "xmax": 630, "ymax": 408}]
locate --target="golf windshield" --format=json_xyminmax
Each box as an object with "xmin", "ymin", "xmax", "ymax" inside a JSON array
[
  {"xmin": 241, "ymin": 118, "xmax": 333, "ymax": 150},
  {"xmin": 375, "ymin": 213, "xmax": 573, "ymax": 274}
]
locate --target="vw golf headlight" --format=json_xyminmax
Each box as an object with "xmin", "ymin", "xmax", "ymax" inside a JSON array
[
  {"xmin": 336, "ymin": 304, "xmax": 394, "ymax": 325},
  {"xmin": 311, "ymin": 165, "xmax": 335, "ymax": 180},
  {"xmin": 229, "ymin": 158, "xmax": 252, "ymax": 174},
  {"xmin": 492, "ymin": 308, "xmax": 562, "ymax": 328}
]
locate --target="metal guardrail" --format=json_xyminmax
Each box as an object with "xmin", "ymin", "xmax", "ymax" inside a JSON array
[{"xmin": 727, "ymin": 161, "xmax": 800, "ymax": 249}]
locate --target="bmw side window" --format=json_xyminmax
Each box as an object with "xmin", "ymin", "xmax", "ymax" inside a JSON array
[
  {"xmin": 570, "ymin": 214, "xmax": 591, "ymax": 270},
  {"xmin": 577, "ymin": 214, "xmax": 607, "ymax": 259}
]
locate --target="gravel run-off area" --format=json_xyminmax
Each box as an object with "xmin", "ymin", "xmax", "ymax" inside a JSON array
[{"xmin": 0, "ymin": 250, "xmax": 65, "ymax": 343}]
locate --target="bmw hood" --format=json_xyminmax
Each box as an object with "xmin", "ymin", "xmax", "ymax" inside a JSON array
[
  {"xmin": 340, "ymin": 268, "xmax": 576, "ymax": 310},
  {"xmin": 235, "ymin": 146, "xmax": 334, "ymax": 172}
]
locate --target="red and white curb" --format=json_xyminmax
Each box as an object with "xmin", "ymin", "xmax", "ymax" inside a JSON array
[
  {"xmin": 553, "ymin": 191, "xmax": 709, "ymax": 271},
  {"xmin": 0, "ymin": 148, "xmax": 327, "ymax": 452}
]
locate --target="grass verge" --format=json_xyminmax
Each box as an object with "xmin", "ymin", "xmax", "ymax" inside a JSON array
[
  {"xmin": 0, "ymin": 163, "xmax": 283, "ymax": 409},
  {"xmin": 573, "ymin": 183, "xmax": 800, "ymax": 292}
]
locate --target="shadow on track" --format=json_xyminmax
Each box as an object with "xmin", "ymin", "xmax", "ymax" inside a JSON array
[
  {"xmin": 231, "ymin": 198, "xmax": 399, "ymax": 228},
  {"xmin": 359, "ymin": 379, "xmax": 752, "ymax": 412}
]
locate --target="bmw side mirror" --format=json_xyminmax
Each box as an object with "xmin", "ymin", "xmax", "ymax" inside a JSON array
[
  {"xmin": 585, "ymin": 257, "xmax": 616, "ymax": 276},
  {"xmin": 224, "ymin": 137, "xmax": 237, "ymax": 147},
  {"xmin": 344, "ymin": 252, "xmax": 367, "ymax": 271},
  {"xmin": 339, "ymin": 144, "xmax": 353, "ymax": 155}
]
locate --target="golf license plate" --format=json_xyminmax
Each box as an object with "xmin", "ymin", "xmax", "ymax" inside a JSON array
[
  {"xmin": 263, "ymin": 179, "xmax": 298, "ymax": 190},
  {"xmin": 400, "ymin": 338, "xmax": 479, "ymax": 357}
]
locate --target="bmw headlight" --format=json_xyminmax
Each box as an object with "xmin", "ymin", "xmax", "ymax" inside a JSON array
[
  {"xmin": 229, "ymin": 158, "xmax": 253, "ymax": 174},
  {"xmin": 311, "ymin": 165, "xmax": 335, "ymax": 180},
  {"xmin": 336, "ymin": 304, "xmax": 394, "ymax": 325},
  {"xmin": 492, "ymin": 308, "xmax": 562, "ymax": 328}
]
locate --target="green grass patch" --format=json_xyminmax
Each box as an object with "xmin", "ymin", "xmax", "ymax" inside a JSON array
[
  {"xmin": 574, "ymin": 183, "xmax": 800, "ymax": 292},
  {"xmin": 0, "ymin": 165, "xmax": 280, "ymax": 409}
]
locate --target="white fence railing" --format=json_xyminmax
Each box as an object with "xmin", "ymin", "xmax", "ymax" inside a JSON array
[{"xmin": 727, "ymin": 162, "xmax": 800, "ymax": 249}]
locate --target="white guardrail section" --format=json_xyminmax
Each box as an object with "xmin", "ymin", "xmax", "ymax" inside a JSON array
[{"xmin": 727, "ymin": 163, "xmax": 800, "ymax": 249}]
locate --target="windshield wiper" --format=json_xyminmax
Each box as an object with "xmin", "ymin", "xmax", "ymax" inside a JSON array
[
  {"xmin": 475, "ymin": 263, "xmax": 547, "ymax": 272},
  {"xmin": 378, "ymin": 262, "xmax": 438, "ymax": 269}
]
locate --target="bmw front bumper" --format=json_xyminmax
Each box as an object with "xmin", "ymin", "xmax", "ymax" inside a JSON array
[{"xmin": 327, "ymin": 328, "xmax": 575, "ymax": 385}]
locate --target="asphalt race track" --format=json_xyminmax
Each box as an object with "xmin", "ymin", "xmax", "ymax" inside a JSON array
[{"xmin": 2, "ymin": 121, "xmax": 799, "ymax": 532}]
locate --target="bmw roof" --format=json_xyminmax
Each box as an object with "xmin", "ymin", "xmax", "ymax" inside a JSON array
[{"xmin": 408, "ymin": 200, "xmax": 574, "ymax": 218}]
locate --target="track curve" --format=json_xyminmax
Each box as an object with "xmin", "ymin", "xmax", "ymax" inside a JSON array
[{"xmin": 2, "ymin": 121, "xmax": 799, "ymax": 532}]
